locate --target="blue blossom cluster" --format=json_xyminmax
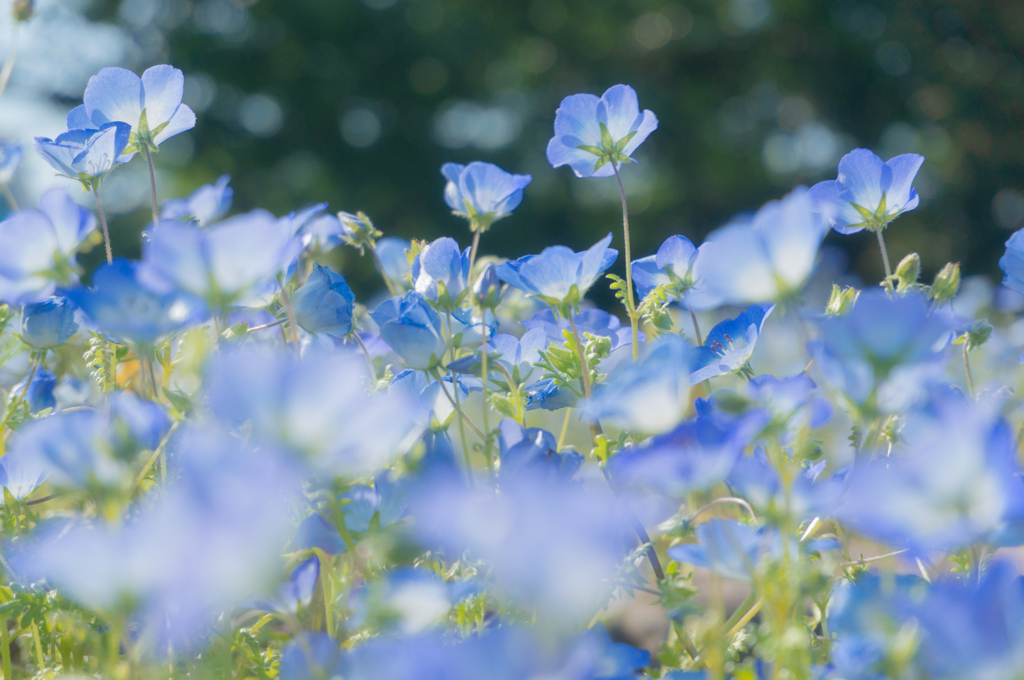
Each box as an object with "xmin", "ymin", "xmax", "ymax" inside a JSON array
[{"xmin": 0, "ymin": 62, "xmax": 1019, "ymax": 680}]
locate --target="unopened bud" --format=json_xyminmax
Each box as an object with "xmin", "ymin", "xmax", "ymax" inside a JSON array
[
  {"xmin": 894, "ymin": 252, "xmax": 920, "ymax": 291},
  {"xmin": 825, "ymin": 284, "xmax": 859, "ymax": 316},
  {"xmin": 473, "ymin": 263, "xmax": 502, "ymax": 309},
  {"xmin": 12, "ymin": 0, "xmax": 33, "ymax": 22},
  {"xmin": 930, "ymin": 262, "xmax": 961, "ymax": 303},
  {"xmin": 337, "ymin": 211, "xmax": 381, "ymax": 254}
]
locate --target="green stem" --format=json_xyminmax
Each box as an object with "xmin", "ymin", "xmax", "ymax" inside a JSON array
[
  {"xmin": 567, "ymin": 314, "xmax": 593, "ymax": 399},
  {"xmin": 142, "ymin": 145, "xmax": 160, "ymax": 227},
  {"xmin": 370, "ymin": 247, "xmax": 401, "ymax": 297},
  {"xmin": 1, "ymin": 617, "xmax": 11, "ymax": 680},
  {"xmin": 247, "ymin": 318, "xmax": 287, "ymax": 333},
  {"xmin": 353, "ymin": 332, "xmax": 378, "ymax": 383},
  {"xmin": 468, "ymin": 230, "xmax": 481, "ymax": 277},
  {"xmin": 557, "ymin": 407, "xmax": 572, "ymax": 450},
  {"xmin": 875, "ymin": 228, "xmax": 892, "ymax": 280},
  {"xmin": 963, "ymin": 344, "xmax": 975, "ymax": 398},
  {"xmin": 92, "ymin": 182, "xmax": 113, "ymax": 265},
  {"xmin": 689, "ymin": 309, "xmax": 703, "ymax": 346},
  {"xmin": 0, "ymin": 22, "xmax": 19, "ymax": 102},
  {"xmin": 611, "ymin": 163, "xmax": 639, "ymax": 360},
  {"xmin": 479, "ymin": 313, "xmax": 492, "ymax": 468},
  {"xmin": 447, "ymin": 368, "xmax": 473, "ymax": 478},
  {"xmin": 277, "ymin": 282, "xmax": 300, "ymax": 347}
]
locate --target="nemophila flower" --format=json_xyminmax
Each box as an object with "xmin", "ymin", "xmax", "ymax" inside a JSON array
[
  {"xmin": 138, "ymin": 212, "xmax": 300, "ymax": 310},
  {"xmin": 0, "ymin": 140, "xmax": 23, "ymax": 184},
  {"xmin": 473, "ymin": 262, "xmax": 502, "ymax": 308},
  {"xmin": 448, "ymin": 305, "xmax": 498, "ymax": 348},
  {"xmin": 160, "ymin": 175, "xmax": 233, "ymax": 226},
  {"xmin": 291, "ymin": 264, "xmax": 356, "ymax": 338},
  {"xmin": 64, "ymin": 258, "xmax": 206, "ymax": 347},
  {"xmin": 411, "ymin": 236, "xmax": 470, "ymax": 305},
  {"xmin": 21, "ymin": 296, "xmax": 78, "ymax": 349},
  {"xmin": 690, "ymin": 303, "xmax": 775, "ymax": 383},
  {"xmin": 727, "ymin": 448, "xmax": 848, "ymax": 521},
  {"xmin": 485, "ymin": 327, "xmax": 547, "ymax": 379},
  {"xmin": 294, "ymin": 513, "xmax": 348, "ymax": 555},
  {"xmin": 808, "ymin": 148, "xmax": 925, "ymax": 234},
  {"xmin": 81, "ymin": 65, "xmax": 196, "ymax": 153},
  {"xmin": 11, "ymin": 368, "xmax": 57, "ymax": 414},
  {"xmin": 522, "ymin": 307, "xmax": 638, "ymax": 351},
  {"xmin": 837, "ymin": 393, "xmax": 1024, "ymax": 554},
  {"xmin": 0, "ymin": 447, "xmax": 49, "ymax": 502},
  {"xmin": 632, "ymin": 234, "xmax": 702, "ymax": 299},
  {"xmin": 555, "ymin": 624, "xmax": 651, "ymax": 680},
  {"xmin": 0, "ymin": 188, "xmax": 96, "ymax": 303},
  {"xmin": 371, "ymin": 292, "xmax": 447, "ymax": 371},
  {"xmin": 525, "ymin": 378, "xmax": 579, "ymax": 412},
  {"xmin": 240, "ymin": 556, "xmax": 319, "ymax": 615},
  {"xmin": 695, "ymin": 188, "xmax": 830, "ymax": 307},
  {"xmin": 999, "ymin": 228, "xmax": 1024, "ymax": 295},
  {"xmin": 912, "ymin": 561, "xmax": 1024, "ymax": 679},
  {"xmin": 441, "ymin": 161, "xmax": 532, "ymax": 232},
  {"xmin": 741, "ymin": 374, "xmax": 833, "ymax": 431},
  {"xmin": 410, "ymin": 472, "xmax": 629, "ymax": 626},
  {"xmin": 582, "ymin": 334, "xmax": 694, "ymax": 434},
  {"xmin": 13, "ymin": 427, "xmax": 300, "ymax": 652},
  {"xmin": 280, "ymin": 632, "xmax": 346, "ymax": 680},
  {"xmin": 376, "ymin": 236, "xmax": 412, "ymax": 289},
  {"xmin": 338, "ymin": 469, "xmax": 409, "ymax": 533},
  {"xmin": 546, "ymin": 84, "xmax": 658, "ymax": 178},
  {"xmin": 810, "ymin": 289, "xmax": 956, "ymax": 408},
  {"xmin": 34, "ymin": 122, "xmax": 131, "ymax": 185},
  {"xmin": 497, "ymin": 234, "xmax": 618, "ymax": 312},
  {"xmin": 388, "ymin": 369, "xmax": 470, "ymax": 426},
  {"xmin": 668, "ymin": 518, "xmax": 776, "ymax": 583},
  {"xmin": 204, "ymin": 347, "xmax": 420, "ymax": 477},
  {"xmin": 608, "ymin": 403, "xmax": 767, "ymax": 502},
  {"xmin": 497, "ymin": 419, "xmax": 582, "ymax": 485}
]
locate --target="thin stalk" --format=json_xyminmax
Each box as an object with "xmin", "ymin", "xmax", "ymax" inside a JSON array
[
  {"xmin": 568, "ymin": 314, "xmax": 593, "ymax": 398},
  {"xmin": 727, "ymin": 598, "xmax": 762, "ymax": 638},
  {"xmin": 450, "ymin": 370, "xmax": 473, "ymax": 477},
  {"xmin": 92, "ymin": 183, "xmax": 113, "ymax": 265},
  {"xmin": 688, "ymin": 497, "xmax": 758, "ymax": 523},
  {"xmin": 277, "ymin": 283, "xmax": 300, "ymax": 347},
  {"xmin": 25, "ymin": 493, "xmax": 59, "ymax": 507},
  {"xmin": 611, "ymin": 163, "xmax": 639, "ymax": 360},
  {"xmin": 352, "ymin": 333, "xmax": 377, "ymax": 383},
  {"xmin": 247, "ymin": 318, "xmax": 287, "ymax": 333},
  {"xmin": 479, "ymin": 313, "xmax": 492, "ymax": 467},
  {"xmin": 370, "ymin": 247, "xmax": 401, "ymax": 297},
  {"xmin": 0, "ymin": 22, "xmax": 18, "ymax": 101},
  {"xmin": 145, "ymin": 354, "xmax": 161, "ymax": 400},
  {"xmin": 689, "ymin": 309, "xmax": 703, "ymax": 346},
  {"xmin": 31, "ymin": 620, "xmax": 45, "ymax": 670},
  {"xmin": 18, "ymin": 353, "xmax": 40, "ymax": 401},
  {"xmin": 2, "ymin": 185, "xmax": 17, "ymax": 211},
  {"xmin": 132, "ymin": 421, "xmax": 179, "ymax": 493},
  {"xmin": 837, "ymin": 548, "xmax": 909, "ymax": 569},
  {"xmin": 495, "ymin": 363, "xmax": 525, "ymax": 425},
  {"xmin": 468, "ymin": 230, "xmax": 481, "ymax": 276},
  {"xmin": 875, "ymin": 228, "xmax": 892, "ymax": 280},
  {"xmin": 963, "ymin": 344, "xmax": 975, "ymax": 398},
  {"xmin": 142, "ymin": 145, "xmax": 160, "ymax": 227},
  {"xmin": 557, "ymin": 407, "xmax": 572, "ymax": 450},
  {"xmin": 722, "ymin": 591, "xmax": 758, "ymax": 634}
]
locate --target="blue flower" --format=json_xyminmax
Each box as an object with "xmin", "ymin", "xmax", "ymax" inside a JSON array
[
  {"xmin": 411, "ymin": 236, "xmax": 470, "ymax": 305},
  {"xmin": 546, "ymin": 84, "xmax": 658, "ymax": 178},
  {"xmin": 295, "ymin": 514, "xmax": 348, "ymax": 555},
  {"xmin": 496, "ymin": 233, "xmax": 618, "ymax": 311},
  {"xmin": 525, "ymin": 378, "xmax": 579, "ymax": 412},
  {"xmin": 0, "ymin": 188, "xmax": 96, "ymax": 303},
  {"xmin": 838, "ymin": 393, "xmax": 1024, "ymax": 554},
  {"xmin": 726, "ymin": 448, "xmax": 848, "ymax": 522},
  {"xmin": 441, "ymin": 161, "xmax": 532, "ymax": 232},
  {"xmin": 582, "ymin": 334, "xmax": 694, "ymax": 434},
  {"xmin": 810, "ymin": 289, "xmax": 956, "ymax": 408},
  {"xmin": 555, "ymin": 623, "xmax": 651, "ymax": 680},
  {"xmin": 138, "ymin": 211, "xmax": 300, "ymax": 310},
  {"xmin": 388, "ymin": 369, "xmax": 470, "ymax": 426},
  {"xmin": 33, "ymin": 122, "xmax": 131, "ymax": 185},
  {"xmin": 497, "ymin": 419, "xmax": 582, "ymax": 485},
  {"xmin": 12, "ymin": 368, "xmax": 57, "ymax": 414},
  {"xmin": 0, "ymin": 140, "xmax": 23, "ymax": 185},
  {"xmin": 64, "ymin": 258, "xmax": 207, "ymax": 346},
  {"xmin": 808, "ymin": 148, "xmax": 924, "ymax": 234},
  {"xmin": 694, "ymin": 188, "xmax": 830, "ymax": 307},
  {"xmin": 0, "ymin": 447, "xmax": 49, "ymax": 502},
  {"xmin": 631, "ymin": 234, "xmax": 701, "ymax": 299},
  {"xmin": 21, "ymin": 296, "xmax": 78, "ymax": 349},
  {"xmin": 522, "ymin": 307, "xmax": 638, "ymax": 352},
  {"xmin": 488, "ymin": 327, "xmax": 548, "ymax": 379},
  {"xmin": 608, "ymin": 403, "xmax": 767, "ymax": 499},
  {"xmin": 690, "ymin": 303, "xmax": 775, "ymax": 383},
  {"xmin": 160, "ymin": 175, "xmax": 233, "ymax": 226},
  {"xmin": 473, "ymin": 262, "xmax": 502, "ymax": 308},
  {"xmin": 292, "ymin": 264, "xmax": 356, "ymax": 337},
  {"xmin": 739, "ymin": 374, "xmax": 833, "ymax": 433},
  {"xmin": 82, "ymin": 65, "xmax": 196, "ymax": 152},
  {"xmin": 338, "ymin": 470, "xmax": 409, "ymax": 533},
  {"xmin": 667, "ymin": 518, "xmax": 775, "ymax": 583},
  {"xmin": 999, "ymin": 228, "xmax": 1024, "ymax": 295},
  {"xmin": 240, "ymin": 556, "xmax": 319, "ymax": 615},
  {"xmin": 280, "ymin": 632, "xmax": 346, "ymax": 680},
  {"xmin": 371, "ymin": 292, "xmax": 447, "ymax": 371}
]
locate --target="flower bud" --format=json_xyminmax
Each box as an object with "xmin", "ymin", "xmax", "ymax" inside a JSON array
[
  {"xmin": 894, "ymin": 252, "xmax": 920, "ymax": 291},
  {"xmin": 291, "ymin": 264, "xmax": 356, "ymax": 338},
  {"xmin": 12, "ymin": 368, "xmax": 55, "ymax": 414},
  {"xmin": 930, "ymin": 262, "xmax": 961, "ymax": 304},
  {"xmin": 12, "ymin": 0, "xmax": 33, "ymax": 22},
  {"xmin": 21, "ymin": 297, "xmax": 78, "ymax": 349},
  {"xmin": 337, "ymin": 211, "xmax": 382, "ymax": 254},
  {"xmin": 473, "ymin": 263, "xmax": 502, "ymax": 309},
  {"xmin": 825, "ymin": 284, "xmax": 859, "ymax": 317}
]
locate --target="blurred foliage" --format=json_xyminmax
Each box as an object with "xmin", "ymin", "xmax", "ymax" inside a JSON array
[{"xmin": 90, "ymin": 0, "xmax": 1024, "ymax": 300}]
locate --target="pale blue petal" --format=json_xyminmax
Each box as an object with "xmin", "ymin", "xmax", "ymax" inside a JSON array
[
  {"xmin": 882, "ymin": 153, "xmax": 925, "ymax": 213},
  {"xmin": 621, "ymin": 109, "xmax": 659, "ymax": 157},
  {"xmin": 66, "ymin": 105, "xmax": 93, "ymax": 130},
  {"xmin": 516, "ymin": 246, "xmax": 582, "ymax": 300},
  {"xmin": 759, "ymin": 188, "xmax": 826, "ymax": 291},
  {"xmin": 596, "ymin": 84, "xmax": 641, "ymax": 142},
  {"xmin": 577, "ymin": 233, "xmax": 617, "ymax": 292},
  {"xmin": 140, "ymin": 64, "xmax": 185, "ymax": 130},
  {"xmin": 808, "ymin": 179, "xmax": 865, "ymax": 234},
  {"xmin": 32, "ymin": 138, "xmax": 77, "ymax": 177},
  {"xmin": 545, "ymin": 136, "xmax": 599, "ymax": 177},
  {"xmin": 837, "ymin": 148, "xmax": 885, "ymax": 213},
  {"xmin": 441, "ymin": 162, "xmax": 466, "ymax": 212},
  {"xmin": 83, "ymin": 67, "xmax": 143, "ymax": 129},
  {"xmin": 631, "ymin": 255, "xmax": 666, "ymax": 298},
  {"xmin": 655, "ymin": 235, "xmax": 698, "ymax": 274},
  {"xmin": 38, "ymin": 188, "xmax": 95, "ymax": 257},
  {"xmin": 552, "ymin": 93, "xmax": 601, "ymax": 145},
  {"xmin": 153, "ymin": 103, "xmax": 196, "ymax": 146}
]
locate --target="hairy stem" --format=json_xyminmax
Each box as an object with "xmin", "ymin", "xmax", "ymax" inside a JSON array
[
  {"xmin": 143, "ymin": 145, "xmax": 160, "ymax": 227},
  {"xmin": 612, "ymin": 163, "xmax": 639, "ymax": 360},
  {"xmin": 963, "ymin": 344, "xmax": 975, "ymax": 398},
  {"xmin": 469, "ymin": 230, "xmax": 481, "ymax": 277},
  {"xmin": 0, "ymin": 23, "xmax": 19, "ymax": 101},
  {"xmin": 92, "ymin": 184, "xmax": 113, "ymax": 264},
  {"xmin": 370, "ymin": 246, "xmax": 401, "ymax": 297},
  {"xmin": 875, "ymin": 228, "xmax": 892, "ymax": 280},
  {"xmin": 352, "ymin": 332, "xmax": 377, "ymax": 383}
]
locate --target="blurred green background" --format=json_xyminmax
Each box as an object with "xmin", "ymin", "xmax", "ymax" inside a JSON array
[{"xmin": 82, "ymin": 0, "xmax": 1024, "ymax": 299}]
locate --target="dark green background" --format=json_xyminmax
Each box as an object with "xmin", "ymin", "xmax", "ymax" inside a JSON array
[{"xmin": 92, "ymin": 0, "xmax": 1024, "ymax": 301}]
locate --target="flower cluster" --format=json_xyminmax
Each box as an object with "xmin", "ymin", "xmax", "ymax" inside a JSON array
[{"xmin": 0, "ymin": 63, "xmax": 1018, "ymax": 680}]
